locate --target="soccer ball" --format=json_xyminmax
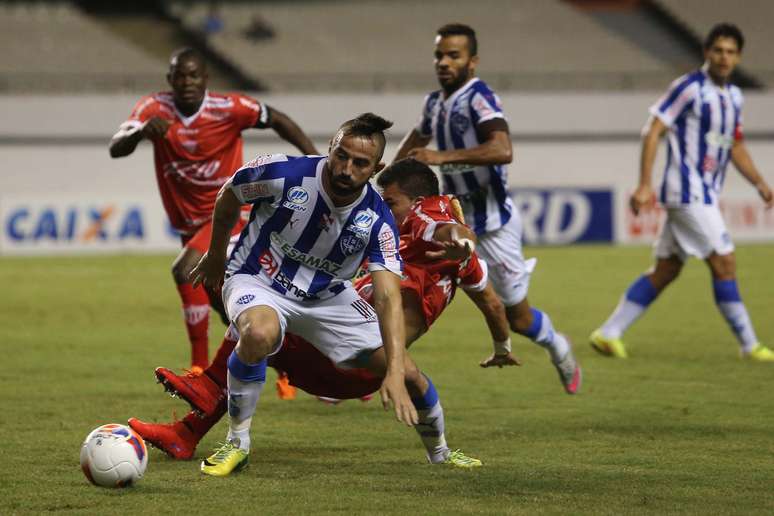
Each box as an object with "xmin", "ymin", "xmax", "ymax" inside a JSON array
[{"xmin": 79, "ymin": 424, "xmax": 148, "ymax": 488}]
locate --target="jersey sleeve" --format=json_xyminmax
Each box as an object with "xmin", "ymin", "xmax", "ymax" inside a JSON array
[
  {"xmin": 115, "ymin": 95, "xmax": 162, "ymax": 135},
  {"xmin": 415, "ymin": 92, "xmax": 439, "ymax": 138},
  {"xmin": 366, "ymin": 219, "xmax": 403, "ymax": 276},
  {"xmin": 732, "ymin": 87, "xmax": 745, "ymax": 142},
  {"xmin": 470, "ymin": 83, "xmax": 505, "ymax": 126},
  {"xmin": 232, "ymin": 94, "xmax": 270, "ymax": 130},
  {"xmin": 408, "ymin": 197, "xmax": 458, "ymax": 243},
  {"xmin": 648, "ymin": 75, "xmax": 698, "ymax": 128},
  {"xmin": 229, "ymin": 154, "xmax": 287, "ymax": 204},
  {"xmin": 459, "ymin": 252, "xmax": 488, "ymax": 292}
]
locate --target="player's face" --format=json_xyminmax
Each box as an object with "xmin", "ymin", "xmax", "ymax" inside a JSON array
[
  {"xmin": 167, "ymin": 58, "xmax": 208, "ymax": 109},
  {"xmin": 434, "ymin": 35, "xmax": 478, "ymax": 93},
  {"xmin": 380, "ymin": 183, "xmax": 414, "ymax": 225},
  {"xmin": 326, "ymin": 133, "xmax": 384, "ymax": 198},
  {"xmin": 704, "ymin": 36, "xmax": 740, "ymax": 82}
]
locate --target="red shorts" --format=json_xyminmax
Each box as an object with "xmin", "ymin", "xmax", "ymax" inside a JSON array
[
  {"xmin": 180, "ymin": 209, "xmax": 250, "ymax": 254},
  {"xmin": 354, "ymin": 264, "xmax": 453, "ymax": 329},
  {"xmin": 269, "ymin": 334, "xmax": 381, "ymax": 399}
]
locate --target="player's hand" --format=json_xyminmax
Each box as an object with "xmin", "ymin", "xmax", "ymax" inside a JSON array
[
  {"xmin": 141, "ymin": 117, "xmax": 172, "ymax": 140},
  {"xmin": 479, "ymin": 352, "xmax": 522, "ymax": 368},
  {"xmin": 189, "ymin": 252, "xmax": 226, "ymax": 292},
  {"xmin": 408, "ymin": 147, "xmax": 445, "ymax": 166},
  {"xmin": 629, "ymin": 184, "xmax": 655, "ymax": 215},
  {"xmin": 379, "ymin": 371, "xmax": 418, "ymax": 426},
  {"xmin": 756, "ymin": 182, "xmax": 774, "ymax": 210},
  {"xmin": 425, "ymin": 239, "xmax": 473, "ymax": 262}
]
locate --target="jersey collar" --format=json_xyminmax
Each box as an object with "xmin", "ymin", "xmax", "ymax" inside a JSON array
[
  {"xmin": 174, "ymin": 90, "xmax": 209, "ymax": 127},
  {"xmin": 443, "ymin": 77, "xmax": 479, "ymax": 104}
]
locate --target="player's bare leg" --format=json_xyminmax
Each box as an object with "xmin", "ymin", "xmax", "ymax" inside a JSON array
[
  {"xmin": 506, "ymin": 298, "xmax": 581, "ymax": 394},
  {"xmin": 705, "ymin": 252, "xmax": 773, "ymax": 360},
  {"xmin": 592, "ymin": 256, "xmax": 682, "ymax": 358}
]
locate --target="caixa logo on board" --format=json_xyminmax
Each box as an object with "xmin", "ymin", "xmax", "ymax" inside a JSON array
[
  {"xmin": 511, "ymin": 189, "xmax": 613, "ymax": 244},
  {"xmin": 4, "ymin": 204, "xmax": 146, "ymax": 243}
]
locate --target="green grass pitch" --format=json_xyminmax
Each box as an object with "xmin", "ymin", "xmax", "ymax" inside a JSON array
[{"xmin": 1, "ymin": 245, "xmax": 773, "ymax": 515}]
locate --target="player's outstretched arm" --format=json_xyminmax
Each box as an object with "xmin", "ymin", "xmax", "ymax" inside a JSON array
[
  {"xmin": 370, "ymin": 269, "xmax": 418, "ymax": 426},
  {"xmin": 109, "ymin": 117, "xmax": 171, "ymax": 158},
  {"xmin": 425, "ymin": 223, "xmax": 476, "ymax": 262},
  {"xmin": 264, "ymin": 106, "xmax": 319, "ymax": 155},
  {"xmin": 731, "ymin": 141, "xmax": 774, "ymax": 209},
  {"xmin": 631, "ymin": 116, "xmax": 666, "ymax": 215},
  {"xmin": 393, "ymin": 129, "xmax": 432, "ymax": 163},
  {"xmin": 464, "ymin": 283, "xmax": 521, "ymax": 368},
  {"xmin": 190, "ymin": 183, "xmax": 242, "ymax": 291},
  {"xmin": 409, "ymin": 119, "xmax": 511, "ymax": 166}
]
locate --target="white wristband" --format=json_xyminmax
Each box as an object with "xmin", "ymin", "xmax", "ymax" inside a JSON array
[{"xmin": 493, "ymin": 337, "xmax": 512, "ymax": 355}]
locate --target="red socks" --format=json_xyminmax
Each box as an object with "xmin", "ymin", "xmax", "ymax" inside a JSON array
[
  {"xmin": 205, "ymin": 330, "xmax": 238, "ymax": 388},
  {"xmin": 176, "ymin": 283, "xmax": 210, "ymax": 369}
]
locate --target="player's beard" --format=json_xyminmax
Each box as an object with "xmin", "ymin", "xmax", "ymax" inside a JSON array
[{"xmin": 330, "ymin": 176, "xmax": 361, "ymax": 197}]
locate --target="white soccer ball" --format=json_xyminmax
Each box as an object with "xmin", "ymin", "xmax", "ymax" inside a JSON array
[{"xmin": 79, "ymin": 424, "xmax": 148, "ymax": 488}]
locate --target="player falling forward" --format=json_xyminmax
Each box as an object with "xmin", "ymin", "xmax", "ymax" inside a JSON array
[
  {"xmin": 109, "ymin": 48, "xmax": 317, "ymax": 372},
  {"xmin": 129, "ymin": 158, "xmax": 513, "ymax": 466},
  {"xmin": 188, "ymin": 114, "xmax": 482, "ymax": 475},
  {"xmin": 394, "ymin": 23, "xmax": 580, "ymax": 393},
  {"xmin": 590, "ymin": 23, "xmax": 774, "ymax": 361}
]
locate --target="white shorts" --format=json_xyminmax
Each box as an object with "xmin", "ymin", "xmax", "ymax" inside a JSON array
[
  {"xmin": 223, "ymin": 274, "xmax": 382, "ymax": 367},
  {"xmin": 654, "ymin": 204, "xmax": 734, "ymax": 261},
  {"xmin": 476, "ymin": 212, "xmax": 536, "ymax": 307}
]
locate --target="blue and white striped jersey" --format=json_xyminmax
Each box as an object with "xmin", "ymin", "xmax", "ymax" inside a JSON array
[
  {"xmin": 226, "ymin": 154, "xmax": 403, "ymax": 301},
  {"xmin": 416, "ymin": 78, "xmax": 514, "ymax": 235},
  {"xmin": 649, "ymin": 65, "xmax": 744, "ymax": 206}
]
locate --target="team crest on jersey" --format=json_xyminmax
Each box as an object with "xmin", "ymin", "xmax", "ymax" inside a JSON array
[
  {"xmin": 450, "ymin": 111, "xmax": 470, "ymax": 134},
  {"xmin": 283, "ymin": 187, "xmax": 310, "ymax": 212},
  {"xmin": 340, "ymin": 234, "xmax": 366, "ymax": 256}
]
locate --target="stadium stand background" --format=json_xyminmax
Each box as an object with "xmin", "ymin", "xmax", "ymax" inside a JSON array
[{"xmin": 2, "ymin": 0, "xmax": 774, "ymax": 254}]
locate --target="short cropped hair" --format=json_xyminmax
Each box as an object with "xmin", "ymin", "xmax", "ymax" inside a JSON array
[
  {"xmin": 437, "ymin": 23, "xmax": 478, "ymax": 56},
  {"xmin": 704, "ymin": 23, "xmax": 744, "ymax": 52},
  {"xmin": 170, "ymin": 47, "xmax": 206, "ymax": 70},
  {"xmin": 377, "ymin": 158, "xmax": 440, "ymax": 198}
]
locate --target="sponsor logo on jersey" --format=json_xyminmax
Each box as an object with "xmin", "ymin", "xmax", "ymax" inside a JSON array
[
  {"xmin": 353, "ymin": 211, "xmax": 374, "ymax": 229},
  {"xmin": 439, "ymin": 163, "xmax": 475, "ymax": 175},
  {"xmin": 236, "ymin": 294, "xmax": 256, "ymax": 305},
  {"xmin": 340, "ymin": 233, "xmax": 366, "ymax": 256},
  {"xmin": 704, "ymin": 131, "xmax": 734, "ymax": 150},
  {"xmin": 378, "ymin": 228, "xmax": 397, "ymax": 253},
  {"xmin": 240, "ymin": 182, "xmax": 271, "ymax": 202},
  {"xmin": 282, "ymin": 187, "xmax": 310, "ymax": 212},
  {"xmin": 270, "ymin": 232, "xmax": 342, "ymax": 274}
]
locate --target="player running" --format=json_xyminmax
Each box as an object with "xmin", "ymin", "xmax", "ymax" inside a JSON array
[
  {"xmin": 109, "ymin": 48, "xmax": 317, "ymax": 373},
  {"xmin": 394, "ymin": 23, "xmax": 580, "ymax": 393},
  {"xmin": 590, "ymin": 24, "xmax": 774, "ymax": 360},
  {"xmin": 129, "ymin": 158, "xmax": 515, "ymax": 465},
  {"xmin": 185, "ymin": 114, "xmax": 484, "ymax": 475}
]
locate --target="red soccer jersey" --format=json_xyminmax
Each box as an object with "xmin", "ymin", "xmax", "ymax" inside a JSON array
[
  {"xmin": 356, "ymin": 195, "xmax": 487, "ymax": 327},
  {"xmin": 121, "ymin": 91, "xmax": 267, "ymax": 234}
]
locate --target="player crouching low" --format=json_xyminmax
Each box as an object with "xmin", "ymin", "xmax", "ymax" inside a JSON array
[{"xmin": 129, "ymin": 158, "xmax": 526, "ymax": 468}]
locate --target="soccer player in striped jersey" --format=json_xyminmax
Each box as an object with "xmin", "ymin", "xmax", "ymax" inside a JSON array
[
  {"xmin": 109, "ymin": 48, "xmax": 317, "ymax": 374},
  {"xmin": 129, "ymin": 158, "xmax": 508, "ymax": 467},
  {"xmin": 394, "ymin": 23, "xmax": 581, "ymax": 394},
  {"xmin": 590, "ymin": 24, "xmax": 774, "ymax": 361},
  {"xmin": 189, "ymin": 114, "xmax": 481, "ymax": 475}
]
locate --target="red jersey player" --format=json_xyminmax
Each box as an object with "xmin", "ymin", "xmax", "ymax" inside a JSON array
[
  {"xmin": 109, "ymin": 48, "xmax": 317, "ymax": 373},
  {"xmin": 128, "ymin": 158, "xmax": 519, "ymax": 459}
]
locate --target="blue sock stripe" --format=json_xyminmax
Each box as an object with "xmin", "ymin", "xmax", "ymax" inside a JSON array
[
  {"xmin": 227, "ymin": 351, "xmax": 267, "ymax": 382},
  {"xmin": 411, "ymin": 374, "xmax": 439, "ymax": 410},
  {"xmin": 625, "ymin": 275, "xmax": 658, "ymax": 306},
  {"xmin": 522, "ymin": 308, "xmax": 543, "ymax": 340},
  {"xmin": 713, "ymin": 279, "xmax": 742, "ymax": 303}
]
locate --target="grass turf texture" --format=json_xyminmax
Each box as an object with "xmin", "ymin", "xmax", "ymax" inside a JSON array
[{"xmin": 1, "ymin": 245, "xmax": 773, "ymax": 515}]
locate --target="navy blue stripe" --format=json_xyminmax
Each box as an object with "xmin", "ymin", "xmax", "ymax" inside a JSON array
[
  {"xmin": 306, "ymin": 191, "xmax": 378, "ymax": 296},
  {"xmin": 235, "ymin": 176, "xmax": 303, "ymax": 292},
  {"xmin": 435, "ymin": 103, "xmax": 447, "ymax": 151},
  {"xmin": 461, "ymin": 171, "xmax": 487, "ymax": 234},
  {"xmin": 276, "ymin": 195, "xmax": 331, "ymax": 285},
  {"xmin": 658, "ymin": 73, "xmax": 698, "ymax": 114},
  {"xmin": 488, "ymin": 165, "xmax": 512, "ymax": 227},
  {"xmin": 698, "ymin": 99, "xmax": 711, "ymax": 204},
  {"xmin": 714, "ymin": 94, "xmax": 727, "ymax": 196},
  {"xmin": 660, "ymin": 143, "xmax": 671, "ymax": 204},
  {"xmin": 675, "ymin": 116, "xmax": 691, "ymax": 204},
  {"xmin": 442, "ymin": 174, "xmax": 458, "ymax": 195},
  {"xmin": 227, "ymin": 204, "xmax": 259, "ymax": 273}
]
